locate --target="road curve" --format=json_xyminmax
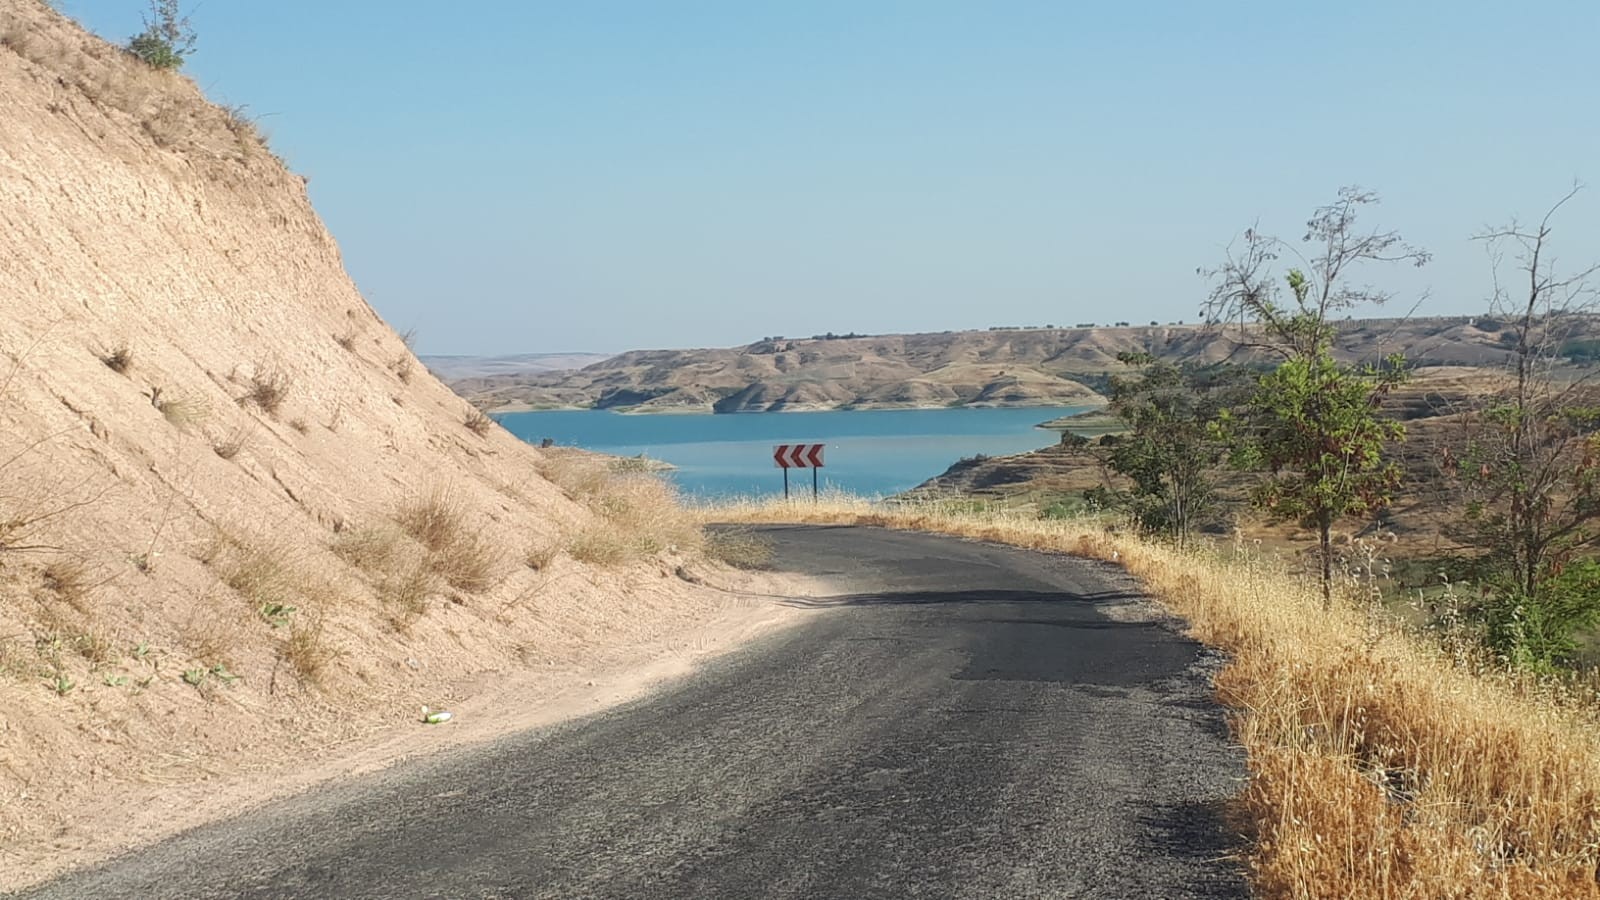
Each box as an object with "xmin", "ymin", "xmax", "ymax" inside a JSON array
[{"xmin": 25, "ymin": 525, "xmax": 1245, "ymax": 899}]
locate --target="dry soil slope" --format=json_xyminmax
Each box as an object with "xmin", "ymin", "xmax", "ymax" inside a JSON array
[{"xmin": 0, "ymin": 1, "xmax": 737, "ymax": 886}]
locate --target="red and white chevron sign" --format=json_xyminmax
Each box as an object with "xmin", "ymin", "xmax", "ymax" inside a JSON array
[{"xmin": 773, "ymin": 443, "xmax": 825, "ymax": 469}]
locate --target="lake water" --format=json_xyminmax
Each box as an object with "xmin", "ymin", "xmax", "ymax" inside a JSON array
[{"xmin": 495, "ymin": 406, "xmax": 1090, "ymax": 499}]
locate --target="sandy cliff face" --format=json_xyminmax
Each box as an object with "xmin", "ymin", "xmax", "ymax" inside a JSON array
[{"xmin": 0, "ymin": 1, "xmax": 755, "ymax": 886}]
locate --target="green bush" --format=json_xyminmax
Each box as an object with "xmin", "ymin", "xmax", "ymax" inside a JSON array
[
  {"xmin": 1480, "ymin": 560, "xmax": 1600, "ymax": 672},
  {"xmin": 126, "ymin": 1, "xmax": 194, "ymax": 71}
]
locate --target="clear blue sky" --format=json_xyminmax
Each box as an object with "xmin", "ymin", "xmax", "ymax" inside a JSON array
[{"xmin": 64, "ymin": 1, "xmax": 1600, "ymax": 355}]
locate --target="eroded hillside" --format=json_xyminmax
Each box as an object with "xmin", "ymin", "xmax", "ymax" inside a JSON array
[
  {"xmin": 451, "ymin": 316, "xmax": 1564, "ymax": 414},
  {"xmin": 0, "ymin": 1, "xmax": 782, "ymax": 887}
]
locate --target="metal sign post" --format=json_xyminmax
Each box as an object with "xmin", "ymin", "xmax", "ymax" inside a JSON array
[{"xmin": 773, "ymin": 443, "xmax": 826, "ymax": 500}]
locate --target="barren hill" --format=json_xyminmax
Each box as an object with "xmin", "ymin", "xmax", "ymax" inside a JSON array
[
  {"xmin": 452, "ymin": 317, "xmax": 1560, "ymax": 414},
  {"xmin": 0, "ymin": 1, "xmax": 793, "ymax": 888},
  {"xmin": 421, "ymin": 351, "xmax": 613, "ymax": 381}
]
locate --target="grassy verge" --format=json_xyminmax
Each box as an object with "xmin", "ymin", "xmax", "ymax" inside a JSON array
[{"xmin": 706, "ymin": 496, "xmax": 1600, "ymax": 898}]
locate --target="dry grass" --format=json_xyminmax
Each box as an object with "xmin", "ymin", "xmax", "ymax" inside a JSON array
[
  {"xmin": 99, "ymin": 344, "xmax": 132, "ymax": 375},
  {"xmin": 280, "ymin": 616, "xmax": 336, "ymax": 686},
  {"xmin": 242, "ymin": 364, "xmax": 291, "ymax": 415},
  {"xmin": 208, "ymin": 530, "xmax": 345, "ymax": 631},
  {"xmin": 565, "ymin": 527, "xmax": 631, "ymax": 566},
  {"xmin": 330, "ymin": 526, "xmax": 441, "ymax": 624},
  {"xmin": 395, "ymin": 487, "xmax": 504, "ymax": 593},
  {"xmin": 208, "ymin": 532, "xmax": 298, "ymax": 613},
  {"xmin": 334, "ymin": 329, "xmax": 357, "ymax": 352},
  {"xmin": 378, "ymin": 560, "xmax": 439, "ymax": 628},
  {"xmin": 709, "ymin": 496, "xmax": 1600, "ymax": 898},
  {"xmin": 702, "ymin": 526, "xmax": 773, "ymax": 570},
  {"xmin": 39, "ymin": 557, "xmax": 93, "ymax": 613},
  {"xmin": 180, "ymin": 598, "xmax": 247, "ymax": 672},
  {"xmin": 211, "ymin": 421, "xmax": 250, "ymax": 460},
  {"xmin": 332, "ymin": 492, "xmax": 505, "ymax": 624},
  {"xmin": 541, "ymin": 455, "xmax": 702, "ymax": 567},
  {"xmin": 156, "ymin": 392, "xmax": 209, "ymax": 430},
  {"xmin": 464, "ymin": 408, "xmax": 494, "ymax": 436},
  {"xmin": 331, "ymin": 526, "xmax": 405, "ymax": 574},
  {"xmin": 524, "ymin": 539, "xmax": 560, "ymax": 571}
]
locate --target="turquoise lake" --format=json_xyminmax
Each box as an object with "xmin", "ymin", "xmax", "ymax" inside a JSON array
[{"xmin": 494, "ymin": 406, "xmax": 1091, "ymax": 499}]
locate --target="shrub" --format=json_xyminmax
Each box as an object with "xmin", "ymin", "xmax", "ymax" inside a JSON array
[
  {"xmin": 100, "ymin": 345, "xmax": 133, "ymax": 374},
  {"xmin": 524, "ymin": 539, "xmax": 560, "ymax": 571},
  {"xmin": 565, "ymin": 527, "xmax": 630, "ymax": 566},
  {"xmin": 394, "ymin": 488, "xmax": 505, "ymax": 593},
  {"xmin": 541, "ymin": 456, "xmax": 703, "ymax": 566},
  {"xmin": 126, "ymin": 0, "xmax": 194, "ymax": 71},
  {"xmin": 331, "ymin": 526, "xmax": 406, "ymax": 575},
  {"xmin": 243, "ymin": 365, "xmax": 291, "ymax": 415},
  {"xmin": 40, "ymin": 557, "xmax": 93, "ymax": 613},
  {"xmin": 465, "ymin": 408, "xmax": 494, "ymax": 436},
  {"xmin": 281, "ymin": 617, "xmax": 336, "ymax": 686},
  {"xmin": 378, "ymin": 560, "xmax": 438, "ymax": 628}
]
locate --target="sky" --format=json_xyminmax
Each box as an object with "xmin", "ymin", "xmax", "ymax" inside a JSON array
[{"xmin": 62, "ymin": 1, "xmax": 1600, "ymax": 356}]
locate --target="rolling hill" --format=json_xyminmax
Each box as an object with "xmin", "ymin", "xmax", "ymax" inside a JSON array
[{"xmin": 449, "ymin": 317, "xmax": 1564, "ymax": 414}]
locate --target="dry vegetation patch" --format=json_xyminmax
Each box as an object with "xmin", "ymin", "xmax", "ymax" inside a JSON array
[
  {"xmin": 541, "ymin": 455, "xmax": 702, "ymax": 567},
  {"xmin": 464, "ymin": 408, "xmax": 494, "ymax": 436},
  {"xmin": 395, "ymin": 487, "xmax": 505, "ymax": 593},
  {"xmin": 241, "ymin": 364, "xmax": 291, "ymax": 415},
  {"xmin": 711, "ymin": 497, "xmax": 1600, "ymax": 898},
  {"xmin": 98, "ymin": 344, "xmax": 132, "ymax": 375}
]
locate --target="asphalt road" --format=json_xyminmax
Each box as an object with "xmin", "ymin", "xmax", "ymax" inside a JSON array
[{"xmin": 25, "ymin": 525, "xmax": 1245, "ymax": 899}]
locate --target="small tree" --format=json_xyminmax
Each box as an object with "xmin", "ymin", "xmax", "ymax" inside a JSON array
[
  {"xmin": 1219, "ymin": 350, "xmax": 1407, "ymax": 604},
  {"xmin": 127, "ymin": 0, "xmax": 195, "ymax": 71},
  {"xmin": 1092, "ymin": 352, "xmax": 1233, "ymax": 547},
  {"xmin": 1204, "ymin": 188, "xmax": 1427, "ymax": 605},
  {"xmin": 1441, "ymin": 186, "xmax": 1600, "ymax": 667}
]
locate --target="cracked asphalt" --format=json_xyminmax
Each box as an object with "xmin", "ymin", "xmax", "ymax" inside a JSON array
[{"xmin": 24, "ymin": 525, "xmax": 1245, "ymax": 899}]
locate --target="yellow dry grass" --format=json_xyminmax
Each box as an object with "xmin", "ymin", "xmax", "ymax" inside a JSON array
[
  {"xmin": 394, "ymin": 486, "xmax": 506, "ymax": 593},
  {"xmin": 709, "ymin": 496, "xmax": 1600, "ymax": 898},
  {"xmin": 541, "ymin": 455, "xmax": 703, "ymax": 566}
]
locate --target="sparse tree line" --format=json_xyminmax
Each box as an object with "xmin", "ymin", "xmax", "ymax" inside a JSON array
[{"xmin": 1083, "ymin": 186, "xmax": 1600, "ymax": 672}]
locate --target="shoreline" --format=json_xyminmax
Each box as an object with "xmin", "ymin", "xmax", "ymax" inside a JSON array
[{"xmin": 489, "ymin": 400, "xmax": 1108, "ymax": 418}]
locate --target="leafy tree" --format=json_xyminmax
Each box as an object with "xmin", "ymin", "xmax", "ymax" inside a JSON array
[
  {"xmin": 1438, "ymin": 187, "xmax": 1600, "ymax": 667},
  {"xmin": 1218, "ymin": 351, "xmax": 1407, "ymax": 604},
  {"xmin": 1092, "ymin": 352, "xmax": 1233, "ymax": 547},
  {"xmin": 127, "ymin": 0, "xmax": 195, "ymax": 71},
  {"xmin": 1203, "ymin": 188, "xmax": 1427, "ymax": 605}
]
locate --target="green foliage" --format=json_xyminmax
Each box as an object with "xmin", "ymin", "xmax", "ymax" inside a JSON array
[
  {"xmin": 1097, "ymin": 353, "xmax": 1232, "ymax": 544},
  {"xmin": 1203, "ymin": 189, "xmax": 1424, "ymax": 604},
  {"xmin": 1560, "ymin": 338, "xmax": 1600, "ymax": 363},
  {"xmin": 1217, "ymin": 346, "xmax": 1408, "ymax": 604},
  {"xmin": 1224, "ymin": 352, "xmax": 1406, "ymax": 527},
  {"xmin": 127, "ymin": 0, "xmax": 194, "ymax": 70},
  {"xmin": 1480, "ymin": 561, "xmax": 1600, "ymax": 672},
  {"xmin": 258, "ymin": 602, "xmax": 297, "ymax": 629},
  {"xmin": 47, "ymin": 672, "xmax": 75, "ymax": 697},
  {"xmin": 1441, "ymin": 191, "xmax": 1600, "ymax": 671}
]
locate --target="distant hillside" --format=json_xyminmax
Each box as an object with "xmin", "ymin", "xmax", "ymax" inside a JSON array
[
  {"xmin": 421, "ymin": 352, "xmax": 613, "ymax": 381},
  {"xmin": 449, "ymin": 317, "xmax": 1564, "ymax": 414}
]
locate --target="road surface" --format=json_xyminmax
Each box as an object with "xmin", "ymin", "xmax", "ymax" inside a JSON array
[{"xmin": 26, "ymin": 525, "xmax": 1245, "ymax": 899}]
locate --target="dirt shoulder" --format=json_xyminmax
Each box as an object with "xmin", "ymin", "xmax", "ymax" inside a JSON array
[{"xmin": 3, "ymin": 566, "xmax": 840, "ymax": 893}]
